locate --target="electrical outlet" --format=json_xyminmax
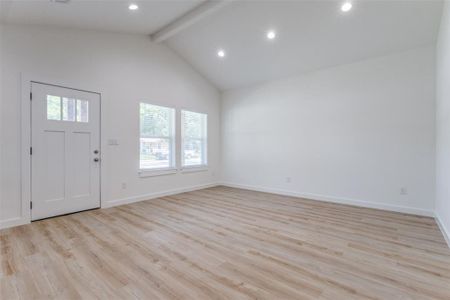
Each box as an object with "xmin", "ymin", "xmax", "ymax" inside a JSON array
[
  {"xmin": 400, "ymin": 187, "xmax": 408, "ymax": 195},
  {"xmin": 285, "ymin": 177, "xmax": 291, "ymax": 183},
  {"xmin": 121, "ymin": 183, "xmax": 127, "ymax": 190}
]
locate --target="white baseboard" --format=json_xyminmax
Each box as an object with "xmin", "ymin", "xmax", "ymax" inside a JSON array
[
  {"xmin": 1, "ymin": 183, "xmax": 219, "ymax": 230},
  {"xmin": 103, "ymin": 182, "xmax": 219, "ymax": 208},
  {"xmin": 0, "ymin": 217, "xmax": 30, "ymax": 230},
  {"xmin": 1, "ymin": 181, "xmax": 440, "ymax": 240},
  {"xmin": 220, "ymin": 182, "xmax": 434, "ymax": 217},
  {"xmin": 435, "ymin": 213, "xmax": 450, "ymax": 248}
]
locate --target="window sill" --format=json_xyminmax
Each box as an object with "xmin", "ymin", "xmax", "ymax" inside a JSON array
[
  {"xmin": 139, "ymin": 168, "xmax": 177, "ymax": 178},
  {"xmin": 181, "ymin": 165, "xmax": 208, "ymax": 173}
]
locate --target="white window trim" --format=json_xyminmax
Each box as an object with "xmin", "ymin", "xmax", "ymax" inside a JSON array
[
  {"xmin": 138, "ymin": 167, "xmax": 178, "ymax": 178},
  {"xmin": 139, "ymin": 102, "xmax": 176, "ymax": 172},
  {"xmin": 181, "ymin": 165, "xmax": 208, "ymax": 173},
  {"xmin": 181, "ymin": 110, "xmax": 208, "ymax": 168}
]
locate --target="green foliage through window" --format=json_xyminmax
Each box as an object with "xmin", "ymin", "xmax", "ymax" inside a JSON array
[
  {"xmin": 140, "ymin": 103, "xmax": 172, "ymax": 137},
  {"xmin": 47, "ymin": 95, "xmax": 61, "ymax": 120}
]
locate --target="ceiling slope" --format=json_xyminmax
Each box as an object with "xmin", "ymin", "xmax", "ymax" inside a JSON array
[
  {"xmin": 166, "ymin": 0, "xmax": 443, "ymax": 90},
  {"xmin": 0, "ymin": 0, "xmax": 204, "ymax": 34},
  {"xmin": 0, "ymin": 0, "xmax": 443, "ymax": 91}
]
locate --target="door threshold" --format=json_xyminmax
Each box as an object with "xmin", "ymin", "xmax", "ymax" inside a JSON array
[{"xmin": 32, "ymin": 207, "xmax": 100, "ymax": 222}]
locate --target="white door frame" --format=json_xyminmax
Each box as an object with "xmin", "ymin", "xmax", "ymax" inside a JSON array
[{"xmin": 20, "ymin": 73, "xmax": 103, "ymax": 225}]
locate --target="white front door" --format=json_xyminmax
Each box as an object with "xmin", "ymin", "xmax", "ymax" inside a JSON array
[{"xmin": 31, "ymin": 82, "xmax": 101, "ymax": 220}]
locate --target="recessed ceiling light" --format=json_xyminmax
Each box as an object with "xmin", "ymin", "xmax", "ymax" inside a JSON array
[
  {"xmin": 217, "ymin": 49, "xmax": 226, "ymax": 58},
  {"xmin": 129, "ymin": 3, "xmax": 139, "ymax": 10},
  {"xmin": 341, "ymin": 2, "xmax": 352, "ymax": 12},
  {"xmin": 266, "ymin": 30, "xmax": 276, "ymax": 40}
]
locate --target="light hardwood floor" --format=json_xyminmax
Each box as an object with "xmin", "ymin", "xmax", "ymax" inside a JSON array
[{"xmin": 1, "ymin": 186, "xmax": 450, "ymax": 299}]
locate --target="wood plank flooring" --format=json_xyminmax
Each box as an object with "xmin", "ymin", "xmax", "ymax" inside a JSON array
[{"xmin": 1, "ymin": 186, "xmax": 450, "ymax": 299}]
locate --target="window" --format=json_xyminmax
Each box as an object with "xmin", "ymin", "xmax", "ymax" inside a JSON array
[
  {"xmin": 62, "ymin": 98, "xmax": 76, "ymax": 121},
  {"xmin": 76, "ymin": 100, "xmax": 89, "ymax": 123},
  {"xmin": 181, "ymin": 110, "xmax": 207, "ymax": 167},
  {"xmin": 46, "ymin": 95, "xmax": 89, "ymax": 123},
  {"xmin": 140, "ymin": 103, "xmax": 175, "ymax": 170},
  {"xmin": 47, "ymin": 95, "xmax": 61, "ymax": 120}
]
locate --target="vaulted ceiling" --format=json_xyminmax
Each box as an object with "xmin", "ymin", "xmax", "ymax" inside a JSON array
[
  {"xmin": 167, "ymin": 0, "xmax": 443, "ymax": 90},
  {"xmin": 0, "ymin": 0, "xmax": 444, "ymax": 91},
  {"xmin": 0, "ymin": 0, "xmax": 202, "ymax": 34}
]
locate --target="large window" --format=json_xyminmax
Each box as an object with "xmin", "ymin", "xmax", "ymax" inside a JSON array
[
  {"xmin": 181, "ymin": 110, "xmax": 207, "ymax": 167},
  {"xmin": 140, "ymin": 103, "xmax": 175, "ymax": 170}
]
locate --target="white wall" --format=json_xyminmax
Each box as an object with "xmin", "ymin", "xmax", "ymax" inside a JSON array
[
  {"xmin": 0, "ymin": 24, "xmax": 442, "ymax": 230},
  {"xmin": 221, "ymin": 46, "xmax": 436, "ymax": 215},
  {"xmin": 0, "ymin": 25, "xmax": 3, "ymax": 226},
  {"xmin": 0, "ymin": 25, "xmax": 220, "ymax": 228},
  {"xmin": 436, "ymin": 1, "xmax": 450, "ymax": 243}
]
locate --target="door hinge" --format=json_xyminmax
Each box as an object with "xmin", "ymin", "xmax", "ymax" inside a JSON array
[
  {"xmin": 30, "ymin": 202, "xmax": 33, "ymax": 210},
  {"xmin": 30, "ymin": 147, "xmax": 33, "ymax": 155},
  {"xmin": 30, "ymin": 92, "xmax": 32, "ymax": 101}
]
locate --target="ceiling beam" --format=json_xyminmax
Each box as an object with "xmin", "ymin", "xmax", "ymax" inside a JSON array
[{"xmin": 150, "ymin": 0, "xmax": 233, "ymax": 43}]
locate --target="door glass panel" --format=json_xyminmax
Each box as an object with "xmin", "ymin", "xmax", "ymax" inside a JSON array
[
  {"xmin": 76, "ymin": 99, "xmax": 89, "ymax": 123},
  {"xmin": 62, "ymin": 98, "xmax": 76, "ymax": 121},
  {"xmin": 47, "ymin": 95, "xmax": 61, "ymax": 120}
]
